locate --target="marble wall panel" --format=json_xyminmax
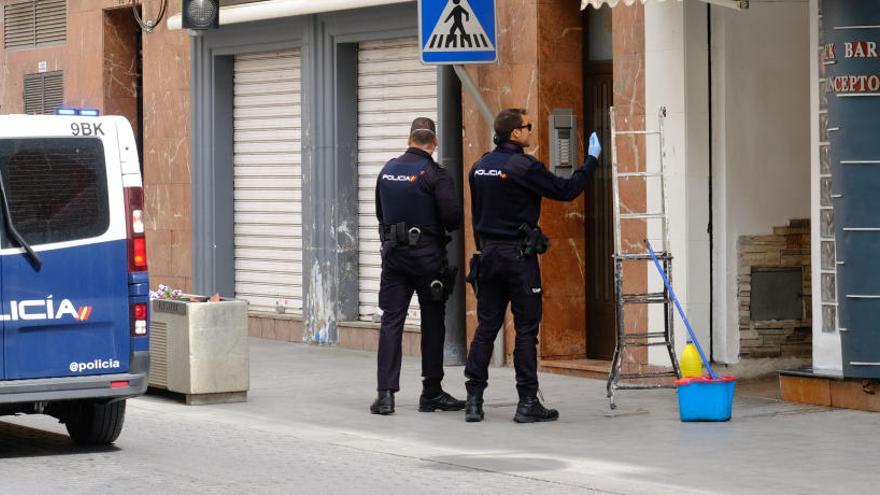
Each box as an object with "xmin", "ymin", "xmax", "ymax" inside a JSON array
[
  {"xmin": 613, "ymin": 4, "xmax": 648, "ymax": 364},
  {"xmin": 103, "ymin": 8, "xmax": 139, "ymax": 134},
  {"xmin": 462, "ymin": 0, "xmax": 541, "ymax": 352},
  {"xmin": 140, "ymin": 0, "xmax": 192, "ymax": 291},
  {"xmin": 534, "ymin": 0, "xmax": 587, "ymax": 359}
]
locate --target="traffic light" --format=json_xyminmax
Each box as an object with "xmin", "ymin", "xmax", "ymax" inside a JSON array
[{"xmin": 182, "ymin": 0, "xmax": 219, "ymax": 30}]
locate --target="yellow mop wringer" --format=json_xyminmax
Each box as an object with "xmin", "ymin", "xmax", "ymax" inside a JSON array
[{"xmin": 646, "ymin": 240, "xmax": 736, "ymax": 422}]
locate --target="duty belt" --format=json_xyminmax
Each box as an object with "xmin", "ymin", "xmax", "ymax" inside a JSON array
[
  {"xmin": 381, "ymin": 222, "xmax": 440, "ymax": 247},
  {"xmin": 477, "ymin": 235, "xmax": 522, "ymax": 248},
  {"xmin": 477, "ymin": 224, "xmax": 549, "ymax": 255}
]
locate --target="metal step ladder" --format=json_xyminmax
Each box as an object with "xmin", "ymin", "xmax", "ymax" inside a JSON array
[{"xmin": 606, "ymin": 105, "xmax": 681, "ymax": 409}]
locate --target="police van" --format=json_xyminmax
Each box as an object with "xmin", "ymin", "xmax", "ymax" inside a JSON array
[{"xmin": 0, "ymin": 110, "xmax": 149, "ymax": 445}]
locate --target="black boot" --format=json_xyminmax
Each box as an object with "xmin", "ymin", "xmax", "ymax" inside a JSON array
[
  {"xmin": 370, "ymin": 390, "xmax": 395, "ymax": 415},
  {"xmin": 464, "ymin": 390, "xmax": 484, "ymax": 422},
  {"xmin": 513, "ymin": 396, "xmax": 559, "ymax": 423},
  {"xmin": 419, "ymin": 390, "xmax": 466, "ymax": 412}
]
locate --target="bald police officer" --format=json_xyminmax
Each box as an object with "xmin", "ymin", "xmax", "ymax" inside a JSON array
[
  {"xmin": 371, "ymin": 117, "xmax": 465, "ymax": 415},
  {"xmin": 464, "ymin": 108, "xmax": 601, "ymax": 423}
]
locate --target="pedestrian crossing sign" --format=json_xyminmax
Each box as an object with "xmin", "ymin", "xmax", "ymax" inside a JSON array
[{"xmin": 419, "ymin": 0, "xmax": 497, "ymax": 64}]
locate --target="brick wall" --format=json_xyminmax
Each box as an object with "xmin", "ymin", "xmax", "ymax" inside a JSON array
[{"xmin": 738, "ymin": 219, "xmax": 812, "ymax": 359}]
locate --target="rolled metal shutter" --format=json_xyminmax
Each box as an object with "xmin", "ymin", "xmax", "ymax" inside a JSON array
[
  {"xmin": 357, "ymin": 38, "xmax": 438, "ymax": 324},
  {"xmin": 233, "ymin": 49, "xmax": 303, "ymax": 315}
]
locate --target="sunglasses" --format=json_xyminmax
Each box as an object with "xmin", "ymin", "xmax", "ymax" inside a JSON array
[{"xmin": 517, "ymin": 123, "xmax": 533, "ymax": 131}]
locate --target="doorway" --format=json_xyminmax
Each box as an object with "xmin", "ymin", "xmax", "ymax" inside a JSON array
[{"xmin": 583, "ymin": 5, "xmax": 616, "ymax": 361}]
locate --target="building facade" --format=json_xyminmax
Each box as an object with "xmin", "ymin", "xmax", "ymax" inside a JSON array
[{"xmin": 2, "ymin": 0, "xmax": 877, "ymax": 401}]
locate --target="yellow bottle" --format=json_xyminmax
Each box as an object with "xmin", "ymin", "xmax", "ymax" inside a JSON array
[{"xmin": 680, "ymin": 341, "xmax": 703, "ymax": 377}]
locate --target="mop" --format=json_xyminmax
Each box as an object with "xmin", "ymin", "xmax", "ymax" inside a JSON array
[
  {"xmin": 646, "ymin": 240, "xmax": 736, "ymax": 421},
  {"xmin": 645, "ymin": 240, "xmax": 717, "ymax": 378}
]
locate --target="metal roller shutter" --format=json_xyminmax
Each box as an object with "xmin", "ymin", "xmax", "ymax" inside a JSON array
[
  {"xmin": 233, "ymin": 49, "xmax": 303, "ymax": 315},
  {"xmin": 357, "ymin": 38, "xmax": 438, "ymax": 324}
]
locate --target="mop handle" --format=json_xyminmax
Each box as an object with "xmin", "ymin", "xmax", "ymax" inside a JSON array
[{"xmin": 645, "ymin": 240, "xmax": 719, "ymax": 379}]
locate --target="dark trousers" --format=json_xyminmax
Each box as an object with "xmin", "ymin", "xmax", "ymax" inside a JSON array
[
  {"xmin": 377, "ymin": 244, "xmax": 446, "ymax": 393},
  {"xmin": 465, "ymin": 244, "xmax": 542, "ymax": 399}
]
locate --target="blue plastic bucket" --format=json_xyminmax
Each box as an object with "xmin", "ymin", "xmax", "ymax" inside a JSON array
[{"xmin": 675, "ymin": 375, "xmax": 736, "ymax": 422}]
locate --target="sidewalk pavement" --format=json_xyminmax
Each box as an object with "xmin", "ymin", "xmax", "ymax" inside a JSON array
[
  {"xmin": 2, "ymin": 337, "xmax": 877, "ymax": 494},
  {"xmin": 215, "ymin": 338, "xmax": 878, "ymax": 493}
]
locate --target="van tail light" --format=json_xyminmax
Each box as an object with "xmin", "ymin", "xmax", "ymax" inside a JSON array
[
  {"xmin": 133, "ymin": 238, "xmax": 147, "ymax": 268},
  {"xmin": 131, "ymin": 303, "xmax": 148, "ymax": 337},
  {"xmin": 124, "ymin": 187, "xmax": 148, "ymax": 272}
]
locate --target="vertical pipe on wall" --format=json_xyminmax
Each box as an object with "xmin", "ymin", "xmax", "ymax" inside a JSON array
[
  {"xmin": 707, "ymin": 4, "xmax": 715, "ymax": 363},
  {"xmin": 438, "ymin": 66, "xmax": 466, "ymax": 365}
]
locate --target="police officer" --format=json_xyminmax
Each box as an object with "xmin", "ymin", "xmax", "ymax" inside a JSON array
[
  {"xmin": 464, "ymin": 108, "xmax": 601, "ymax": 423},
  {"xmin": 371, "ymin": 117, "xmax": 465, "ymax": 415}
]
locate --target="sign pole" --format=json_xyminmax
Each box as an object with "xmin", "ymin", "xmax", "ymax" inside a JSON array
[{"xmin": 422, "ymin": 0, "xmax": 502, "ymax": 365}]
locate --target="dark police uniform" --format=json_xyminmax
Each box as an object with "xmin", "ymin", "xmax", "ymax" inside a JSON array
[
  {"xmin": 375, "ymin": 147, "xmax": 462, "ymax": 396},
  {"xmin": 465, "ymin": 140, "xmax": 597, "ymax": 403}
]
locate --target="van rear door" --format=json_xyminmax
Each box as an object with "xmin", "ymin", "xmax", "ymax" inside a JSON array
[{"xmin": 0, "ymin": 131, "xmax": 131, "ymax": 380}]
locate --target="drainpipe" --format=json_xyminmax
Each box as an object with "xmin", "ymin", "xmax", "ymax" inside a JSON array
[
  {"xmin": 707, "ymin": 4, "xmax": 715, "ymax": 362},
  {"xmin": 438, "ymin": 66, "xmax": 466, "ymax": 365}
]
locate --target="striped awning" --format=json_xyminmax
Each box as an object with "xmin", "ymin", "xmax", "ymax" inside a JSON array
[{"xmin": 581, "ymin": 0, "xmax": 748, "ymax": 10}]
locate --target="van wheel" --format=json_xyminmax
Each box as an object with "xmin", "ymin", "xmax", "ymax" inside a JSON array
[{"xmin": 65, "ymin": 399, "xmax": 126, "ymax": 445}]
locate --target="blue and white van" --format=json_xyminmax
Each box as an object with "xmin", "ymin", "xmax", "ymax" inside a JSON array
[{"xmin": 0, "ymin": 112, "xmax": 149, "ymax": 445}]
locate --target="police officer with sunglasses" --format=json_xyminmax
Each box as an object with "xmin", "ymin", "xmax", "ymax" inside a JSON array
[{"xmin": 464, "ymin": 108, "xmax": 602, "ymax": 423}]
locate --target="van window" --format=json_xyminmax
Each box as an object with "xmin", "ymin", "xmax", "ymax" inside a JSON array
[{"xmin": 0, "ymin": 138, "xmax": 110, "ymax": 247}]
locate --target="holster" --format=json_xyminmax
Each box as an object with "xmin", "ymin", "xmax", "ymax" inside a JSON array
[
  {"xmin": 518, "ymin": 223, "xmax": 549, "ymax": 256},
  {"xmin": 465, "ymin": 253, "xmax": 481, "ymax": 295},
  {"xmin": 429, "ymin": 265, "xmax": 459, "ymax": 302},
  {"xmin": 443, "ymin": 265, "xmax": 458, "ymax": 299}
]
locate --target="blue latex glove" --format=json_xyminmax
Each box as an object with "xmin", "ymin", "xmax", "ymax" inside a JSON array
[{"xmin": 588, "ymin": 132, "xmax": 602, "ymax": 159}]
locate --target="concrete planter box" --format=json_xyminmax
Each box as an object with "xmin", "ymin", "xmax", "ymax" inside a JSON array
[{"xmin": 148, "ymin": 297, "xmax": 249, "ymax": 404}]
